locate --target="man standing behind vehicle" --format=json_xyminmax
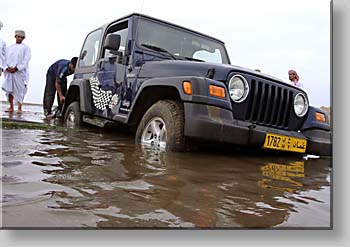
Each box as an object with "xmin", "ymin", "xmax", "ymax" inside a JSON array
[
  {"xmin": 43, "ymin": 57, "xmax": 78, "ymax": 117},
  {"xmin": 288, "ymin": 69, "xmax": 304, "ymax": 89},
  {"xmin": 0, "ymin": 20, "xmax": 6, "ymax": 77},
  {"xmin": 2, "ymin": 30, "xmax": 31, "ymax": 114}
]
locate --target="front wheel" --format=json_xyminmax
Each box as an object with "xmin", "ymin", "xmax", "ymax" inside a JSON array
[
  {"xmin": 135, "ymin": 100, "xmax": 185, "ymax": 151},
  {"xmin": 64, "ymin": 101, "xmax": 82, "ymax": 128}
]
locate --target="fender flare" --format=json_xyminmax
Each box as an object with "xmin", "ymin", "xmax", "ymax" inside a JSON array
[
  {"xmin": 63, "ymin": 79, "xmax": 93, "ymax": 115},
  {"xmin": 132, "ymin": 76, "xmax": 232, "ymax": 112},
  {"xmin": 301, "ymin": 106, "xmax": 331, "ymax": 131}
]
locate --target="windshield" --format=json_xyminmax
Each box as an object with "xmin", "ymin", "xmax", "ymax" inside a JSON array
[{"xmin": 136, "ymin": 18, "xmax": 230, "ymax": 64}]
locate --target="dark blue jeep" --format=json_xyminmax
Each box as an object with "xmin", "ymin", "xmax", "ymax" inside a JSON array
[{"xmin": 63, "ymin": 13, "xmax": 331, "ymax": 156}]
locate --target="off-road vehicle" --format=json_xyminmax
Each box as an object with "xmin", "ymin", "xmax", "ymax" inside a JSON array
[{"xmin": 62, "ymin": 13, "xmax": 331, "ymax": 155}]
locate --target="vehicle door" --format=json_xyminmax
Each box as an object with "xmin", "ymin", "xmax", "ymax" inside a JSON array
[
  {"xmin": 91, "ymin": 21, "xmax": 129, "ymax": 119},
  {"xmin": 73, "ymin": 29, "xmax": 103, "ymax": 115}
]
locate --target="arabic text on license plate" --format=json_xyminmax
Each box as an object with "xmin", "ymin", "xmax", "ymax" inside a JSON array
[{"xmin": 263, "ymin": 133, "xmax": 307, "ymax": 153}]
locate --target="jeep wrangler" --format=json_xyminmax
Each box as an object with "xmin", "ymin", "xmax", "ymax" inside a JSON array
[{"xmin": 62, "ymin": 13, "xmax": 331, "ymax": 156}]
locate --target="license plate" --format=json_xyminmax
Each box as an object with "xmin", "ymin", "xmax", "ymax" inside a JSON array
[{"xmin": 263, "ymin": 133, "xmax": 307, "ymax": 153}]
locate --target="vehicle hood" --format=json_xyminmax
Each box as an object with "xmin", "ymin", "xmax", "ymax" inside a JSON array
[{"xmin": 137, "ymin": 60, "xmax": 289, "ymax": 86}]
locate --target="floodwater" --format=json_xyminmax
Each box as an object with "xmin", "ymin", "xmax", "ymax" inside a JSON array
[{"xmin": 1, "ymin": 104, "xmax": 332, "ymax": 229}]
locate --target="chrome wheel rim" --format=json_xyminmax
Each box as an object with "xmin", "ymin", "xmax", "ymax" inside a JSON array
[
  {"xmin": 66, "ymin": 111, "xmax": 76, "ymax": 128},
  {"xmin": 141, "ymin": 117, "xmax": 167, "ymax": 150}
]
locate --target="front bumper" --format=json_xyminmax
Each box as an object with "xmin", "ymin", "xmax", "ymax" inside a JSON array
[{"xmin": 184, "ymin": 102, "xmax": 332, "ymax": 156}]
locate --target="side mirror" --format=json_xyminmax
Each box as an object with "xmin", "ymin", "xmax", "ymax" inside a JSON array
[
  {"xmin": 80, "ymin": 50, "xmax": 87, "ymax": 59},
  {"xmin": 104, "ymin": 34, "xmax": 121, "ymax": 52}
]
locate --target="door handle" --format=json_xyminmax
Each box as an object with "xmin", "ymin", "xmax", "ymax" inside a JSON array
[{"xmin": 98, "ymin": 61, "xmax": 104, "ymax": 70}]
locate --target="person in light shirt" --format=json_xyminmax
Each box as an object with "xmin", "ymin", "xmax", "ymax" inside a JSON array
[
  {"xmin": 288, "ymin": 69, "xmax": 304, "ymax": 89},
  {"xmin": 1, "ymin": 30, "xmax": 31, "ymax": 114},
  {"xmin": 0, "ymin": 20, "xmax": 6, "ymax": 77}
]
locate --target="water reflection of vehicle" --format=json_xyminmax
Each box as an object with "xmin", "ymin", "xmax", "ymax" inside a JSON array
[
  {"xmin": 259, "ymin": 161, "xmax": 305, "ymax": 193},
  {"xmin": 215, "ymin": 158, "xmax": 331, "ymax": 228}
]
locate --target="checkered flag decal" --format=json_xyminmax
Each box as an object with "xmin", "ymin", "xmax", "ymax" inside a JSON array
[{"xmin": 89, "ymin": 77, "xmax": 113, "ymax": 111}]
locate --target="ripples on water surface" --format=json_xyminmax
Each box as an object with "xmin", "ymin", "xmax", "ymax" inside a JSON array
[{"xmin": 1, "ymin": 128, "xmax": 331, "ymax": 228}]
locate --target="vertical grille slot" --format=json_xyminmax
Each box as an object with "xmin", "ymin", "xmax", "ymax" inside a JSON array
[
  {"xmin": 263, "ymin": 84, "xmax": 273, "ymax": 125},
  {"xmin": 275, "ymin": 87, "xmax": 284, "ymax": 125},
  {"xmin": 245, "ymin": 80, "xmax": 255, "ymax": 120},
  {"xmin": 266, "ymin": 85, "xmax": 277, "ymax": 125},
  {"xmin": 283, "ymin": 91, "xmax": 293, "ymax": 128},
  {"xmin": 271, "ymin": 87, "xmax": 282, "ymax": 125},
  {"xmin": 251, "ymin": 81, "xmax": 263, "ymax": 121},
  {"xmin": 277, "ymin": 89, "xmax": 288, "ymax": 126},
  {"xmin": 257, "ymin": 83, "xmax": 268, "ymax": 123},
  {"xmin": 246, "ymin": 80, "xmax": 258, "ymax": 120}
]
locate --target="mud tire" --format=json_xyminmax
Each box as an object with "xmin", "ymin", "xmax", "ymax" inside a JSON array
[
  {"xmin": 64, "ymin": 101, "xmax": 82, "ymax": 128},
  {"xmin": 135, "ymin": 100, "xmax": 185, "ymax": 151}
]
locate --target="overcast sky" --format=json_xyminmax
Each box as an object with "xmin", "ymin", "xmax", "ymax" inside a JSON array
[{"xmin": 0, "ymin": 0, "xmax": 331, "ymax": 107}]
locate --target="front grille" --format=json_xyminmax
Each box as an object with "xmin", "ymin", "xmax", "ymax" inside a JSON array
[{"xmin": 244, "ymin": 79, "xmax": 294, "ymax": 129}]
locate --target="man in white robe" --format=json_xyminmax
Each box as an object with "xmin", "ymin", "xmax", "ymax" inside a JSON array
[
  {"xmin": 0, "ymin": 20, "xmax": 6, "ymax": 77},
  {"xmin": 288, "ymin": 70, "xmax": 304, "ymax": 89},
  {"xmin": 2, "ymin": 30, "xmax": 31, "ymax": 113}
]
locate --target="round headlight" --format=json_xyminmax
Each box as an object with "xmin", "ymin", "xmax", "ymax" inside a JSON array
[
  {"xmin": 228, "ymin": 75, "xmax": 249, "ymax": 102},
  {"xmin": 294, "ymin": 93, "xmax": 308, "ymax": 117}
]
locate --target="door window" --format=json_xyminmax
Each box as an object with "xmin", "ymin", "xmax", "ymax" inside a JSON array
[{"xmin": 103, "ymin": 21, "xmax": 129, "ymax": 60}]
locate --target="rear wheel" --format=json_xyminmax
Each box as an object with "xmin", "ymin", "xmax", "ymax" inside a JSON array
[
  {"xmin": 135, "ymin": 100, "xmax": 185, "ymax": 151},
  {"xmin": 64, "ymin": 101, "xmax": 82, "ymax": 128}
]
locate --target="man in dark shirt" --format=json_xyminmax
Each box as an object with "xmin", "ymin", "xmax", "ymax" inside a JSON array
[{"xmin": 43, "ymin": 57, "xmax": 78, "ymax": 117}]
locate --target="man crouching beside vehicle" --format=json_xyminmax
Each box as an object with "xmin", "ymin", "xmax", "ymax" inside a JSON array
[{"xmin": 43, "ymin": 57, "xmax": 78, "ymax": 118}]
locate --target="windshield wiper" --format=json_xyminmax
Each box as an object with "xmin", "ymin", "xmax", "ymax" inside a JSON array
[
  {"xmin": 183, "ymin": 56, "xmax": 204, "ymax": 62},
  {"xmin": 141, "ymin": 43, "xmax": 177, "ymax": 60}
]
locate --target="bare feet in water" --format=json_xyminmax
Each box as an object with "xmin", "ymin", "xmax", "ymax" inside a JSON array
[{"xmin": 5, "ymin": 108, "xmax": 14, "ymax": 113}]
